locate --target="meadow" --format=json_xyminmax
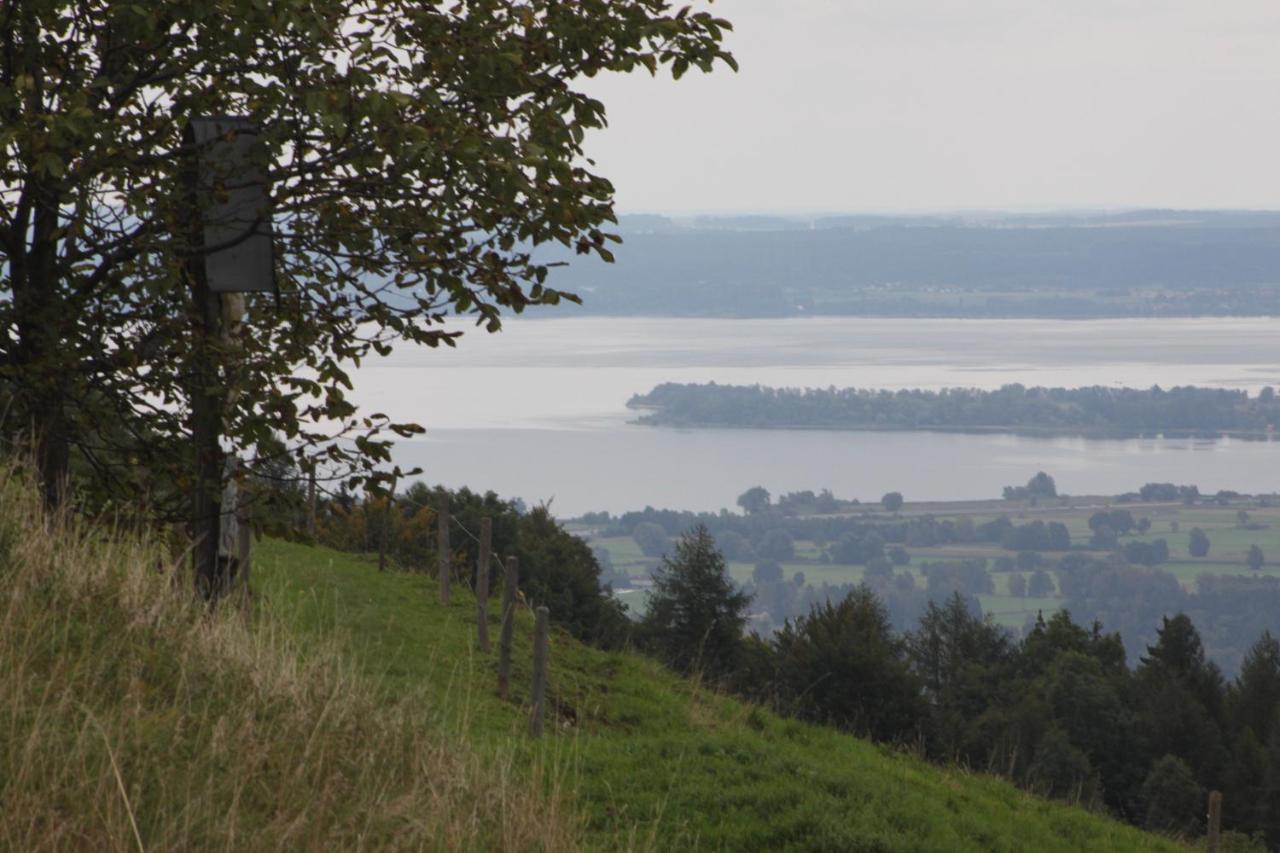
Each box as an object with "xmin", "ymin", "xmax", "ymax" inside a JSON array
[{"xmin": 583, "ymin": 495, "xmax": 1280, "ymax": 630}]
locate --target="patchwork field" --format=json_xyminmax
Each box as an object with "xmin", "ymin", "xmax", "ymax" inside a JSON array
[{"xmin": 581, "ymin": 495, "xmax": 1280, "ymax": 631}]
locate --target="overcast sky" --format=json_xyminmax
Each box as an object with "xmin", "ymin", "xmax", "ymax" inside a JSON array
[{"xmin": 581, "ymin": 0, "xmax": 1280, "ymax": 213}]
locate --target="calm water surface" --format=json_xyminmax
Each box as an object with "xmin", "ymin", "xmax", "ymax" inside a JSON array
[{"xmin": 352, "ymin": 316, "xmax": 1280, "ymax": 515}]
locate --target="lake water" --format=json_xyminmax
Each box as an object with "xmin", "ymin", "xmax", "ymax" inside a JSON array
[{"xmin": 352, "ymin": 316, "xmax": 1280, "ymax": 516}]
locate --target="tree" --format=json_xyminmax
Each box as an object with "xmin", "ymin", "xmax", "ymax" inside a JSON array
[
  {"xmin": 1028, "ymin": 568, "xmax": 1056, "ymax": 597},
  {"xmin": 1047, "ymin": 521, "xmax": 1072, "ymax": 550},
  {"xmin": 1139, "ymin": 755, "xmax": 1204, "ymax": 836},
  {"xmin": 887, "ymin": 545, "xmax": 911, "ymax": 566},
  {"xmin": 516, "ymin": 506, "xmax": 629, "ymax": 648},
  {"xmin": 631, "ymin": 521, "xmax": 670, "ymax": 558},
  {"xmin": 642, "ymin": 525, "xmax": 749, "ymax": 680},
  {"xmin": 1016, "ymin": 550, "xmax": 1041, "ymax": 571},
  {"xmin": 751, "ymin": 559, "xmax": 783, "ymax": 586},
  {"xmin": 1026, "ymin": 727, "xmax": 1099, "ymax": 804},
  {"xmin": 1008, "ymin": 572, "xmax": 1027, "ymax": 597},
  {"xmin": 1027, "ymin": 471, "xmax": 1058, "ymax": 498},
  {"xmin": 737, "ymin": 486, "xmax": 771, "ymax": 516},
  {"xmin": 905, "ymin": 593, "xmax": 1012, "ymax": 755},
  {"xmin": 1235, "ymin": 632, "xmax": 1280, "ymax": 743},
  {"xmin": 0, "ymin": 0, "xmax": 735, "ymax": 521},
  {"xmin": 772, "ymin": 586, "xmax": 925, "ymax": 742},
  {"xmin": 882, "ymin": 491, "xmax": 904, "ymax": 513},
  {"xmin": 756, "ymin": 528, "xmax": 795, "ymax": 561},
  {"xmin": 1249, "ymin": 545, "xmax": 1266, "ymax": 573},
  {"xmin": 714, "ymin": 529, "xmax": 755, "ymax": 562},
  {"xmin": 1188, "ymin": 528, "xmax": 1211, "ymax": 558}
]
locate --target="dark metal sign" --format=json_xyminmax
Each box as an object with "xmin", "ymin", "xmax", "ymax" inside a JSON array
[{"xmin": 187, "ymin": 116, "xmax": 276, "ymax": 294}]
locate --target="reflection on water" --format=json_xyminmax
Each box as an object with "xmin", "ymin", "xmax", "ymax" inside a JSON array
[
  {"xmin": 353, "ymin": 316, "xmax": 1280, "ymax": 515},
  {"xmin": 391, "ymin": 426, "xmax": 1280, "ymax": 517}
]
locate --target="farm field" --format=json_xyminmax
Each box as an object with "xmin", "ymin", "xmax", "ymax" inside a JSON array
[{"xmin": 581, "ymin": 495, "xmax": 1280, "ymax": 631}]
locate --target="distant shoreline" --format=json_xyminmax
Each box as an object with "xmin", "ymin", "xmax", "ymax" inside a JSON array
[
  {"xmin": 627, "ymin": 382, "xmax": 1280, "ymax": 440},
  {"xmin": 626, "ymin": 417, "xmax": 1279, "ymax": 442}
]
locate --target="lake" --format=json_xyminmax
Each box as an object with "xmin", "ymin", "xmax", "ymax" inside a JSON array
[{"xmin": 352, "ymin": 315, "xmax": 1280, "ymax": 516}]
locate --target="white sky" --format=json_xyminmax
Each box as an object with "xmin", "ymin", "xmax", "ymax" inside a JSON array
[{"xmin": 581, "ymin": 0, "xmax": 1280, "ymax": 213}]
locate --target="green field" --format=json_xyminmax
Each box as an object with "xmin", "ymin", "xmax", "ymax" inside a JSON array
[{"xmin": 585, "ymin": 497, "xmax": 1280, "ymax": 630}]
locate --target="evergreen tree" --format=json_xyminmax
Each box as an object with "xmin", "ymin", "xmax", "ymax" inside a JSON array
[
  {"xmin": 1234, "ymin": 632, "xmax": 1280, "ymax": 742},
  {"xmin": 906, "ymin": 594, "xmax": 1013, "ymax": 757},
  {"xmin": 772, "ymin": 586, "xmax": 924, "ymax": 742},
  {"xmin": 642, "ymin": 525, "xmax": 750, "ymax": 680}
]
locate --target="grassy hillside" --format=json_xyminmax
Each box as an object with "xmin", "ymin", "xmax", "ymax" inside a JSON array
[
  {"xmin": 253, "ymin": 536, "xmax": 1185, "ymax": 851},
  {"xmin": 0, "ymin": 457, "xmax": 1187, "ymax": 850},
  {"xmin": 0, "ymin": 466, "xmax": 570, "ymax": 851}
]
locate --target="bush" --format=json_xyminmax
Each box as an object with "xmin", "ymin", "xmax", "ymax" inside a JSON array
[{"xmin": 1140, "ymin": 755, "xmax": 1205, "ymax": 836}]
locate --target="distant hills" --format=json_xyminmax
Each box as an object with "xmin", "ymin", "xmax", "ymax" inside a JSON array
[{"xmin": 541, "ymin": 210, "xmax": 1280, "ymax": 318}]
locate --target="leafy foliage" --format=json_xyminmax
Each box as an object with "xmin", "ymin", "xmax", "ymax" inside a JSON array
[{"xmin": 0, "ymin": 0, "xmax": 735, "ymax": 514}]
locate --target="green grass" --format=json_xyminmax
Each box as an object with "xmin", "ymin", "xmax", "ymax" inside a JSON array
[
  {"xmin": 0, "ymin": 465, "xmax": 572, "ymax": 851},
  {"xmin": 254, "ymin": 537, "xmax": 1184, "ymax": 851}
]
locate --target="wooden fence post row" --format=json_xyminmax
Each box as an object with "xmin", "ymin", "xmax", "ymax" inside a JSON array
[
  {"xmin": 497, "ymin": 555, "xmax": 518, "ymax": 699},
  {"xmin": 438, "ymin": 493, "xmax": 451, "ymax": 604},
  {"xmin": 476, "ymin": 517, "xmax": 492, "ymax": 651},
  {"xmin": 530, "ymin": 606, "xmax": 549, "ymax": 737}
]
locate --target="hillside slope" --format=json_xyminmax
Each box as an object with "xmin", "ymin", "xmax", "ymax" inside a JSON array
[
  {"xmin": 0, "ymin": 467, "xmax": 570, "ymax": 851},
  {"xmin": 254, "ymin": 536, "xmax": 1186, "ymax": 851}
]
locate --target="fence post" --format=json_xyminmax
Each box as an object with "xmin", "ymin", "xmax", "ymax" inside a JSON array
[
  {"xmin": 497, "ymin": 555, "xmax": 518, "ymax": 698},
  {"xmin": 377, "ymin": 474, "xmax": 397, "ymax": 572},
  {"xmin": 1207, "ymin": 790, "xmax": 1222, "ymax": 853},
  {"xmin": 530, "ymin": 606, "xmax": 549, "ymax": 737},
  {"xmin": 438, "ymin": 492, "xmax": 451, "ymax": 604},
  {"xmin": 476, "ymin": 517, "xmax": 492, "ymax": 651},
  {"xmin": 306, "ymin": 469, "xmax": 317, "ymax": 536},
  {"xmin": 236, "ymin": 495, "xmax": 252, "ymax": 617}
]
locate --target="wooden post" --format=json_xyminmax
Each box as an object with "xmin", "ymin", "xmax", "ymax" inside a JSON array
[
  {"xmin": 306, "ymin": 469, "xmax": 317, "ymax": 536},
  {"xmin": 476, "ymin": 517, "xmax": 492, "ymax": 651},
  {"xmin": 1207, "ymin": 790, "xmax": 1222, "ymax": 853},
  {"xmin": 189, "ymin": 286, "xmax": 225, "ymax": 600},
  {"xmin": 377, "ymin": 474, "xmax": 397, "ymax": 573},
  {"xmin": 236, "ymin": 496, "xmax": 252, "ymax": 616},
  {"xmin": 438, "ymin": 492, "xmax": 451, "ymax": 604},
  {"xmin": 530, "ymin": 606, "xmax": 549, "ymax": 737},
  {"xmin": 376, "ymin": 490, "xmax": 388, "ymax": 572},
  {"xmin": 497, "ymin": 555, "xmax": 518, "ymax": 698}
]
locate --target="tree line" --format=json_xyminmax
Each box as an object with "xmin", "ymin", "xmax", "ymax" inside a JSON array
[
  {"xmin": 640, "ymin": 527, "xmax": 1280, "ymax": 848},
  {"xmin": 628, "ymin": 382, "xmax": 1280, "ymax": 434}
]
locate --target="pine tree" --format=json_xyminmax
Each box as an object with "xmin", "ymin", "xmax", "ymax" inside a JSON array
[{"xmin": 642, "ymin": 525, "xmax": 750, "ymax": 680}]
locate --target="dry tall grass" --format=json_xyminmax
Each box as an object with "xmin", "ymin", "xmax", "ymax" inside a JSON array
[{"xmin": 0, "ymin": 463, "xmax": 576, "ymax": 851}]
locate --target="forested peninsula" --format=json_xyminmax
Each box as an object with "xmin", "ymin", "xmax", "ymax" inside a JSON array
[{"xmin": 628, "ymin": 382, "xmax": 1280, "ymax": 435}]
